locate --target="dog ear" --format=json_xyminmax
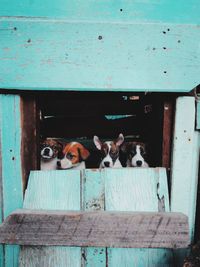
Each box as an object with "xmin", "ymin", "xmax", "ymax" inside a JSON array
[
  {"xmin": 115, "ymin": 133, "xmax": 124, "ymax": 146},
  {"xmin": 93, "ymin": 136, "xmax": 102, "ymax": 150},
  {"xmin": 120, "ymin": 142, "xmax": 130, "ymax": 153},
  {"xmin": 56, "ymin": 141, "xmax": 64, "ymax": 152},
  {"xmin": 78, "ymin": 146, "xmax": 90, "ymax": 160}
]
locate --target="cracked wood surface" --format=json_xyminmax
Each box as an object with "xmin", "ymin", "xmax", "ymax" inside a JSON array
[{"xmin": 0, "ymin": 209, "xmax": 189, "ymax": 248}]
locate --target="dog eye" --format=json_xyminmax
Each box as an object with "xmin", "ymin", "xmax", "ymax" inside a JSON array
[{"xmin": 67, "ymin": 154, "xmax": 74, "ymax": 160}]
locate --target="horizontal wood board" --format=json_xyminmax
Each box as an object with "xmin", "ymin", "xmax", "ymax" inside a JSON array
[
  {"xmin": 0, "ymin": 0, "xmax": 200, "ymax": 24},
  {"xmin": 0, "ymin": 209, "xmax": 189, "ymax": 248},
  {"xmin": 0, "ymin": 19, "xmax": 199, "ymax": 92}
]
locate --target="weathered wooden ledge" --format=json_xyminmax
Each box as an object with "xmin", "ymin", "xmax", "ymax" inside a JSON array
[{"xmin": 0, "ymin": 209, "xmax": 189, "ymax": 248}]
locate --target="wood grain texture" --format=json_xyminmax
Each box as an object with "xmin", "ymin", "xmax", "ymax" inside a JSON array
[
  {"xmin": 0, "ymin": 209, "xmax": 189, "ymax": 248},
  {"xmin": 171, "ymin": 97, "xmax": 199, "ymax": 238},
  {"xmin": 82, "ymin": 169, "xmax": 106, "ymax": 267},
  {"xmin": 20, "ymin": 96, "xmax": 40, "ymax": 192},
  {"xmin": 19, "ymin": 170, "xmax": 81, "ymax": 267},
  {"xmin": 0, "ymin": 19, "xmax": 199, "ymax": 92},
  {"xmin": 104, "ymin": 167, "xmax": 174, "ymax": 266},
  {"xmin": 162, "ymin": 100, "xmax": 174, "ymax": 169},
  {"xmin": 0, "ymin": 0, "xmax": 200, "ymax": 24},
  {"xmin": 0, "ymin": 94, "xmax": 23, "ymax": 267},
  {"xmin": 170, "ymin": 97, "xmax": 200, "ymax": 266}
]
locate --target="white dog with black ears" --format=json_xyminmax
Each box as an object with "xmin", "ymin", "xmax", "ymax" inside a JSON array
[{"xmin": 93, "ymin": 133, "xmax": 124, "ymax": 168}]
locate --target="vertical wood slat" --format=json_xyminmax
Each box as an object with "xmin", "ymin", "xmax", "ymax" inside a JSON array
[
  {"xmin": 171, "ymin": 97, "xmax": 200, "ymax": 266},
  {"xmin": 0, "ymin": 94, "xmax": 23, "ymax": 267},
  {"xmin": 104, "ymin": 168, "xmax": 174, "ymax": 267},
  {"xmin": 162, "ymin": 100, "xmax": 175, "ymax": 169},
  {"xmin": 19, "ymin": 170, "xmax": 82, "ymax": 267},
  {"xmin": 82, "ymin": 169, "xmax": 106, "ymax": 267},
  {"xmin": 171, "ymin": 97, "xmax": 199, "ymax": 238},
  {"xmin": 20, "ymin": 95, "xmax": 40, "ymax": 192}
]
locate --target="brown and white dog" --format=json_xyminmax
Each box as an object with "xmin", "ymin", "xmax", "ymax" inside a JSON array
[
  {"xmin": 57, "ymin": 142, "xmax": 90, "ymax": 170},
  {"xmin": 40, "ymin": 138, "xmax": 63, "ymax": 170},
  {"xmin": 93, "ymin": 134, "xmax": 124, "ymax": 168},
  {"xmin": 121, "ymin": 142, "xmax": 149, "ymax": 167}
]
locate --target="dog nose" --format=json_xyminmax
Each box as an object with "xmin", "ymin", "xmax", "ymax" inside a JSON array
[
  {"xmin": 44, "ymin": 147, "xmax": 50, "ymax": 155},
  {"xmin": 57, "ymin": 161, "xmax": 61, "ymax": 167},
  {"xmin": 104, "ymin": 161, "xmax": 110, "ymax": 167},
  {"xmin": 136, "ymin": 160, "xmax": 142, "ymax": 167}
]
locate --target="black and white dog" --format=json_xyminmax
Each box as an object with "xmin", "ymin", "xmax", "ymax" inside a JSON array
[
  {"xmin": 93, "ymin": 134, "xmax": 124, "ymax": 168},
  {"xmin": 121, "ymin": 142, "xmax": 149, "ymax": 167}
]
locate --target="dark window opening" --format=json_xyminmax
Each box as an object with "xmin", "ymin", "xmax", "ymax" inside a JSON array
[{"xmin": 38, "ymin": 91, "xmax": 175, "ymax": 169}]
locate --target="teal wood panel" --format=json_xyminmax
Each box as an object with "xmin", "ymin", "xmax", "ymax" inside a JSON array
[
  {"xmin": 82, "ymin": 169, "xmax": 106, "ymax": 267},
  {"xmin": 0, "ymin": 19, "xmax": 199, "ymax": 92},
  {"xmin": 19, "ymin": 170, "xmax": 81, "ymax": 267},
  {"xmin": 104, "ymin": 168, "xmax": 174, "ymax": 267},
  {"xmin": 0, "ymin": 94, "xmax": 23, "ymax": 267},
  {"xmin": 170, "ymin": 97, "xmax": 199, "ymax": 266},
  {"xmin": 171, "ymin": 97, "xmax": 199, "ymax": 239},
  {"xmin": 0, "ymin": 0, "xmax": 200, "ymax": 24}
]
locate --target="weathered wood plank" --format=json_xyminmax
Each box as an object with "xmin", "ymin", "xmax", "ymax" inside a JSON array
[
  {"xmin": 0, "ymin": 94, "xmax": 23, "ymax": 267},
  {"xmin": 0, "ymin": 1, "xmax": 200, "ymax": 24},
  {"xmin": 104, "ymin": 168, "xmax": 174, "ymax": 266},
  {"xmin": 20, "ymin": 96, "xmax": 40, "ymax": 192},
  {"xmin": 82, "ymin": 169, "xmax": 106, "ymax": 267},
  {"xmin": 0, "ymin": 19, "xmax": 200, "ymax": 92},
  {"xmin": 171, "ymin": 97, "xmax": 199, "ymax": 238},
  {"xmin": 170, "ymin": 97, "xmax": 200, "ymax": 266},
  {"xmin": 19, "ymin": 170, "xmax": 81, "ymax": 267},
  {"xmin": 0, "ymin": 209, "xmax": 189, "ymax": 249},
  {"xmin": 162, "ymin": 100, "xmax": 174, "ymax": 169}
]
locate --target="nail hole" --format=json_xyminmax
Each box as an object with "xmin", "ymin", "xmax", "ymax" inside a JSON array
[
  {"xmin": 10, "ymin": 149, "xmax": 12, "ymax": 152},
  {"xmin": 178, "ymin": 40, "xmax": 181, "ymax": 43},
  {"xmin": 164, "ymin": 71, "xmax": 167, "ymax": 74},
  {"xmin": 13, "ymin": 27, "xmax": 17, "ymax": 31},
  {"xmin": 163, "ymin": 47, "xmax": 167, "ymax": 50},
  {"xmin": 153, "ymin": 47, "xmax": 156, "ymax": 50},
  {"xmin": 98, "ymin": 35, "xmax": 103, "ymax": 40},
  {"xmin": 12, "ymin": 157, "xmax": 15, "ymax": 161},
  {"xmin": 120, "ymin": 8, "xmax": 123, "ymax": 12},
  {"xmin": 27, "ymin": 39, "xmax": 31, "ymax": 43},
  {"xmin": 167, "ymin": 28, "xmax": 170, "ymax": 31},
  {"xmin": 163, "ymin": 31, "xmax": 166, "ymax": 34}
]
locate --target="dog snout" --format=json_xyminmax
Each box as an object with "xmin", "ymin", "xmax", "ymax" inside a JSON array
[
  {"xmin": 136, "ymin": 160, "xmax": 142, "ymax": 167},
  {"xmin": 43, "ymin": 147, "xmax": 50, "ymax": 155},
  {"xmin": 57, "ymin": 161, "xmax": 61, "ymax": 168},
  {"xmin": 104, "ymin": 161, "xmax": 110, "ymax": 167}
]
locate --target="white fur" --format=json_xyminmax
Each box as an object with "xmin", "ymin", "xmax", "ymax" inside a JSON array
[
  {"xmin": 41, "ymin": 158, "xmax": 58, "ymax": 170},
  {"xmin": 58, "ymin": 159, "xmax": 86, "ymax": 170},
  {"xmin": 100, "ymin": 142, "xmax": 122, "ymax": 168},
  {"xmin": 41, "ymin": 147, "xmax": 53, "ymax": 159},
  {"xmin": 127, "ymin": 145, "xmax": 149, "ymax": 168}
]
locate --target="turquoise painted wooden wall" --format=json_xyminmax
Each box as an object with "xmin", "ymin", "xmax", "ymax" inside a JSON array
[
  {"xmin": 19, "ymin": 168, "xmax": 174, "ymax": 267},
  {"xmin": 0, "ymin": 95, "xmax": 23, "ymax": 267},
  {"xmin": 0, "ymin": 1, "xmax": 200, "ymax": 92}
]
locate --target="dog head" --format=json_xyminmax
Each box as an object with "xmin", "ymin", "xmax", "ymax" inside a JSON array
[
  {"xmin": 40, "ymin": 138, "xmax": 63, "ymax": 161},
  {"xmin": 121, "ymin": 142, "xmax": 149, "ymax": 167},
  {"xmin": 93, "ymin": 134, "xmax": 124, "ymax": 168},
  {"xmin": 57, "ymin": 142, "xmax": 90, "ymax": 169}
]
